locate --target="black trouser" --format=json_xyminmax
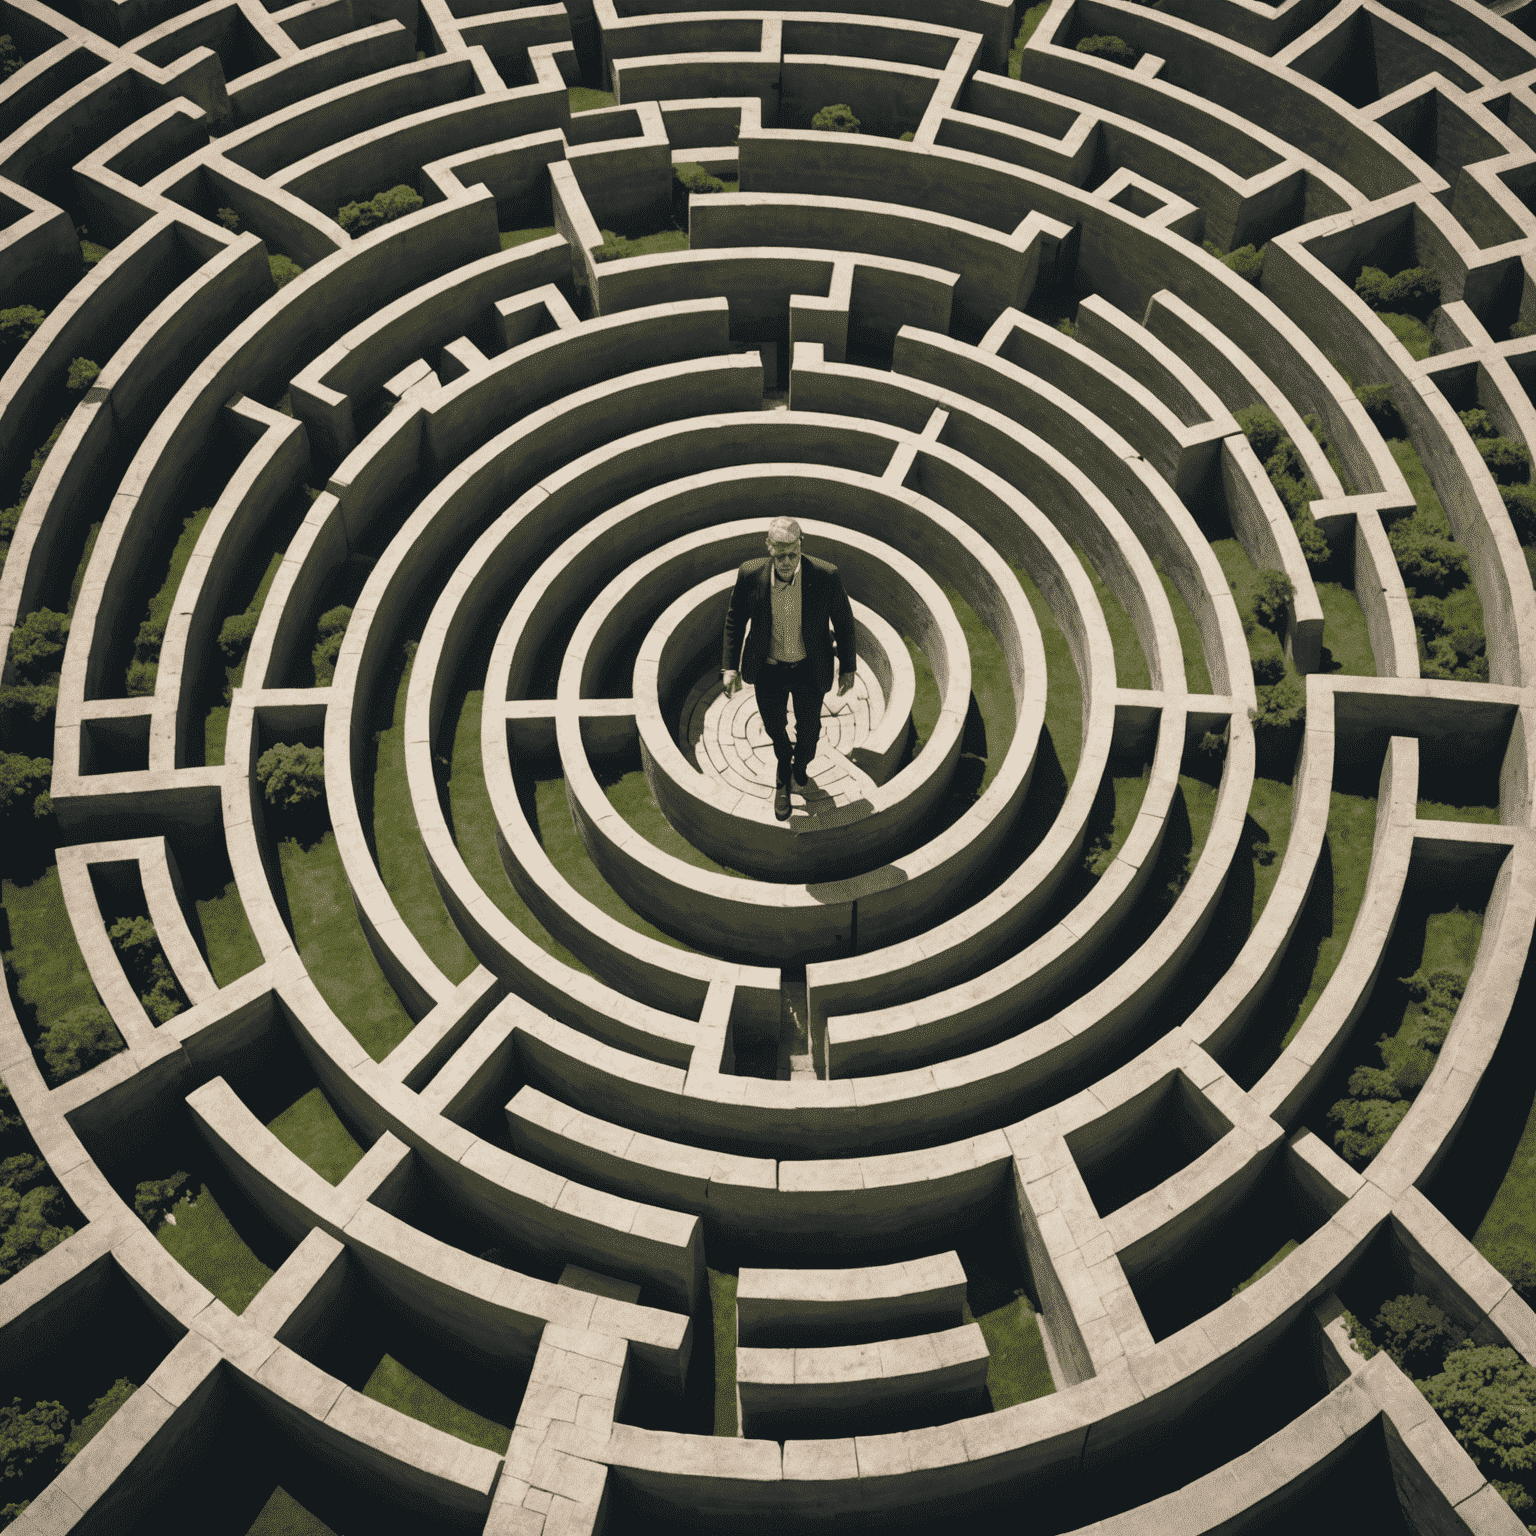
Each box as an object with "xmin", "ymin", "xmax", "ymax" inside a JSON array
[{"xmin": 754, "ymin": 658, "xmax": 824, "ymax": 779}]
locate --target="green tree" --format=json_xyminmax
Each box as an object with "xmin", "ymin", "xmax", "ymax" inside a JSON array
[
  {"xmin": 61, "ymin": 1380, "xmax": 135, "ymax": 1464},
  {"xmin": 107, "ymin": 918, "xmax": 185, "ymax": 1024},
  {"xmin": 1235, "ymin": 403, "xmax": 1284, "ymax": 461},
  {"xmin": 36, "ymin": 1003, "xmax": 123, "ymax": 1085},
  {"xmin": 269, "ymin": 254, "xmax": 303, "ymax": 289},
  {"xmin": 1502, "ymin": 484, "xmax": 1536, "ymax": 545},
  {"xmin": 1327, "ymin": 1097, "xmax": 1408, "ymax": 1165},
  {"xmin": 1485, "ymin": 1244, "xmax": 1536, "ymax": 1306},
  {"xmin": 1371, "ymin": 1294, "xmax": 1467, "ymax": 1379},
  {"xmin": 675, "ymin": 163, "xmax": 726, "ymax": 195},
  {"xmin": 218, "ymin": 609, "xmax": 258, "ymax": 662},
  {"xmin": 1460, "ymin": 407, "xmax": 1497, "ymax": 441},
  {"xmin": 0, "ymin": 754, "xmax": 50, "ymax": 822},
  {"xmin": 0, "ymin": 306, "xmax": 44, "ymax": 364},
  {"xmin": 337, "ymin": 185, "xmax": 423, "ymax": 237},
  {"xmin": 1477, "ymin": 437, "xmax": 1530, "ymax": 485},
  {"xmin": 0, "ymin": 1183, "xmax": 74, "ymax": 1278},
  {"xmin": 133, "ymin": 1173, "xmax": 187, "ymax": 1229},
  {"xmin": 311, "ymin": 605, "xmax": 351, "ymax": 685},
  {"xmin": 1251, "ymin": 569, "xmax": 1294, "ymax": 630},
  {"xmin": 1354, "ymin": 382, "xmax": 1402, "ymax": 437},
  {"xmin": 1389, "ymin": 516, "xmax": 1468, "ymax": 597},
  {"xmin": 215, "ymin": 207, "xmax": 242, "ymax": 233},
  {"xmin": 811, "ymin": 103, "xmax": 860, "ymax": 133},
  {"xmin": 8, "ymin": 609, "xmax": 67, "ymax": 681},
  {"xmin": 1420, "ymin": 1346, "xmax": 1536, "ymax": 1500},
  {"xmin": 256, "ymin": 742, "xmax": 325, "ymax": 808},
  {"xmin": 0, "ymin": 1398, "xmax": 67, "ymax": 1484},
  {"xmin": 1204, "ymin": 242, "xmax": 1263, "ymax": 284},
  {"xmin": 65, "ymin": 357, "xmax": 99, "ymax": 393},
  {"xmin": 1075, "ymin": 34, "xmax": 1139, "ymax": 64}
]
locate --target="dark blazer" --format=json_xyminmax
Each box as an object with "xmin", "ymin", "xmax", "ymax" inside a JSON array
[{"xmin": 721, "ymin": 555, "xmax": 856, "ymax": 695}]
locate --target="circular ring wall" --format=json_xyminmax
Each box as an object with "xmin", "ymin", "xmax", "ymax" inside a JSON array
[{"xmin": 1, "ymin": 0, "xmax": 1536, "ymax": 1532}]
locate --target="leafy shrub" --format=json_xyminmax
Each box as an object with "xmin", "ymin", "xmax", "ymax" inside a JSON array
[
  {"xmin": 1355, "ymin": 264, "xmax": 1441, "ymax": 317},
  {"xmin": 811, "ymin": 103, "xmax": 860, "ymax": 133},
  {"xmin": 2, "ymin": 420, "xmax": 66, "ymax": 553},
  {"xmin": 1373, "ymin": 1293, "xmax": 1468, "ymax": 1378},
  {"xmin": 0, "ymin": 34, "xmax": 22, "ymax": 79},
  {"xmin": 1420, "ymin": 1346, "xmax": 1536, "ymax": 1502},
  {"xmin": 1204, "ymin": 242, "xmax": 1263, "ymax": 283},
  {"xmin": 899, "ymin": 130, "xmax": 915, "ymax": 141},
  {"xmin": 36, "ymin": 1003, "xmax": 123, "ymax": 1085},
  {"xmin": 1328, "ymin": 1097, "xmax": 1409, "ymax": 1166},
  {"xmin": 337, "ymin": 184, "xmax": 423, "ymax": 236},
  {"xmin": 0, "ymin": 1081, "xmax": 22, "ymax": 1150},
  {"xmin": 1076, "ymin": 33, "xmax": 1138, "ymax": 64},
  {"xmin": 1477, "ymin": 436, "xmax": 1530, "ymax": 485},
  {"xmin": 1388, "ymin": 515, "xmax": 1469, "ymax": 597},
  {"xmin": 218, "ymin": 609, "xmax": 258, "ymax": 662},
  {"xmin": 66, "ymin": 357, "xmax": 99, "ymax": 393},
  {"xmin": 0, "ymin": 1399, "xmax": 68, "ymax": 1482},
  {"xmin": 1459, "ymin": 407, "xmax": 1497, "ymax": 441},
  {"xmin": 1354, "ymin": 382, "xmax": 1402, "ymax": 437},
  {"xmin": 108, "ymin": 917, "xmax": 186, "ymax": 1024},
  {"xmin": 1235, "ymin": 403, "xmax": 1284, "ymax": 462},
  {"xmin": 0, "ymin": 305, "xmax": 44, "ymax": 364},
  {"xmin": 269, "ymin": 254, "xmax": 303, "ymax": 289},
  {"xmin": 0, "ymin": 754, "xmax": 50, "ymax": 822},
  {"xmin": 1485, "ymin": 1244, "xmax": 1536, "ymax": 1305},
  {"xmin": 215, "ymin": 207, "xmax": 242, "ymax": 233},
  {"xmin": 0, "ymin": 1179, "xmax": 73, "ymax": 1279},
  {"xmin": 1251, "ymin": 568, "xmax": 1294, "ymax": 630},
  {"xmin": 1501, "ymin": 483, "xmax": 1536, "ymax": 545},
  {"xmin": 8, "ymin": 608, "xmax": 67, "ymax": 681},
  {"xmin": 675, "ymin": 163, "xmax": 726, "ymax": 195},
  {"xmin": 594, "ymin": 229, "xmax": 641, "ymax": 263},
  {"xmin": 312, "ymin": 604, "xmax": 351, "ymax": 685},
  {"xmin": 1250, "ymin": 648, "xmax": 1284, "ymax": 687},
  {"xmin": 1249, "ymin": 674, "xmax": 1304, "ymax": 731},
  {"xmin": 256, "ymin": 742, "xmax": 325, "ymax": 808},
  {"xmin": 1056, "ymin": 317, "xmax": 1075, "ymax": 338},
  {"xmin": 59, "ymin": 1380, "xmax": 135, "ymax": 1465},
  {"xmin": 133, "ymin": 1173, "xmax": 188, "ymax": 1229},
  {"xmin": 1409, "ymin": 595, "xmax": 1447, "ymax": 639}
]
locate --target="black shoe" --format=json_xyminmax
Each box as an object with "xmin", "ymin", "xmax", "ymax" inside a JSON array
[
  {"xmin": 774, "ymin": 779, "xmax": 791, "ymax": 820},
  {"xmin": 792, "ymin": 763, "xmax": 809, "ymax": 787}
]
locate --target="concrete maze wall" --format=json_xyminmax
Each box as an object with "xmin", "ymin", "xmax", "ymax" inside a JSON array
[{"xmin": 4, "ymin": 0, "xmax": 1536, "ymax": 1528}]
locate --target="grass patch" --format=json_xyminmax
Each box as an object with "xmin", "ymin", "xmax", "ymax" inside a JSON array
[
  {"xmin": 373, "ymin": 649, "xmax": 477, "ymax": 983},
  {"xmin": 1315, "ymin": 581, "xmax": 1376, "ymax": 675},
  {"xmin": 500, "ymin": 226, "xmax": 557, "ymax": 250},
  {"xmin": 275, "ymin": 831, "xmax": 415, "ymax": 1060},
  {"xmin": 246, "ymin": 1488, "xmax": 339, "ymax": 1536},
  {"xmin": 528, "ymin": 771, "xmax": 694, "ymax": 952},
  {"xmin": 1016, "ymin": 563, "xmax": 1083, "ymax": 784},
  {"xmin": 1389, "ymin": 436, "xmax": 1487, "ymax": 647},
  {"xmin": 616, "ymin": 229, "xmax": 689, "ymax": 257},
  {"xmin": 157, "ymin": 1184, "xmax": 274, "ymax": 1313},
  {"xmin": 569, "ymin": 86, "xmax": 615, "ymax": 112},
  {"xmin": 709, "ymin": 1267, "xmax": 737, "ymax": 1435},
  {"xmin": 1247, "ymin": 776, "xmax": 1295, "ymax": 927},
  {"xmin": 206, "ymin": 549, "xmax": 283, "ymax": 764},
  {"xmin": 1077, "ymin": 546, "xmax": 1151, "ymax": 691},
  {"xmin": 1009, "ymin": 0, "xmax": 1049, "ymax": 75},
  {"xmin": 3, "ymin": 864, "xmax": 100, "ymax": 1030},
  {"xmin": 80, "ymin": 239, "xmax": 109, "ymax": 264},
  {"xmin": 360, "ymin": 1354, "xmax": 510, "ymax": 1453},
  {"xmin": 968, "ymin": 1295, "xmax": 1055, "ymax": 1406},
  {"xmin": 265, "ymin": 1087, "xmax": 364, "ymax": 1185},
  {"xmin": 1417, "ymin": 800, "xmax": 1500, "ymax": 824},
  {"xmin": 1377, "ymin": 311, "xmax": 1435, "ymax": 360},
  {"xmin": 1158, "ymin": 564, "xmax": 1213, "ymax": 693},
  {"xmin": 1281, "ymin": 789, "xmax": 1377, "ymax": 1048},
  {"xmin": 446, "ymin": 690, "xmax": 590, "ymax": 973},
  {"xmin": 1232, "ymin": 1237, "xmax": 1299, "ymax": 1295},
  {"xmin": 194, "ymin": 877, "xmax": 263, "ymax": 987},
  {"xmin": 145, "ymin": 506, "xmax": 212, "ymax": 630},
  {"xmin": 605, "ymin": 754, "xmax": 741, "ymax": 879}
]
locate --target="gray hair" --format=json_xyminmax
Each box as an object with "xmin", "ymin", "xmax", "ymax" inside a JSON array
[{"xmin": 766, "ymin": 516, "xmax": 802, "ymax": 546}]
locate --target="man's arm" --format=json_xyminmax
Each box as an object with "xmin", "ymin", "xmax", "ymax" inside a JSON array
[
  {"xmin": 829, "ymin": 567, "xmax": 856, "ymax": 693},
  {"xmin": 721, "ymin": 564, "xmax": 753, "ymax": 692}
]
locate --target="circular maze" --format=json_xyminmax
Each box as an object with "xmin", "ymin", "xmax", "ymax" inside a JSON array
[{"xmin": 4, "ymin": 0, "xmax": 1536, "ymax": 1528}]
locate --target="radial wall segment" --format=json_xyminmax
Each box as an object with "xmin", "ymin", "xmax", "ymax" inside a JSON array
[{"xmin": 6, "ymin": 0, "xmax": 1536, "ymax": 1532}]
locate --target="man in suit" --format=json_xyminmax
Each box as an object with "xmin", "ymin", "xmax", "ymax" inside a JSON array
[{"xmin": 721, "ymin": 516, "xmax": 856, "ymax": 821}]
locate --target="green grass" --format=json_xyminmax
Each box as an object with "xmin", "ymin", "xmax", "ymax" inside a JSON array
[
  {"xmin": 529, "ymin": 772, "xmax": 694, "ymax": 952},
  {"xmin": 1083, "ymin": 767, "xmax": 1151, "ymax": 877},
  {"xmin": 616, "ymin": 229, "xmax": 689, "ymax": 257},
  {"xmin": 69, "ymin": 520, "xmax": 102, "ymax": 613},
  {"xmin": 1158, "ymin": 564, "xmax": 1213, "ymax": 693},
  {"xmin": 275, "ymin": 831, "xmax": 415, "ymax": 1060},
  {"xmin": 1231, "ymin": 1237, "xmax": 1299, "ymax": 1295},
  {"xmin": 446, "ymin": 690, "xmax": 591, "ymax": 974},
  {"xmin": 606, "ymin": 761, "xmax": 741, "ymax": 879},
  {"xmin": 956, "ymin": 587, "xmax": 1016, "ymax": 795},
  {"xmin": 80, "ymin": 240, "xmax": 109, "ymax": 264},
  {"xmin": 195, "ymin": 877, "xmax": 263, "ymax": 986},
  {"xmin": 1475, "ymin": 1099, "xmax": 1536, "ymax": 1267},
  {"xmin": 360, "ymin": 1354, "xmax": 510, "ymax": 1453},
  {"xmin": 145, "ymin": 507, "xmax": 213, "ymax": 630},
  {"xmin": 246, "ymin": 1488, "xmax": 338, "ymax": 1536},
  {"xmin": 373, "ymin": 651, "xmax": 476, "ymax": 983},
  {"xmin": 265, "ymin": 1087, "xmax": 364, "ymax": 1185},
  {"xmin": 1281, "ymin": 789, "xmax": 1379, "ymax": 1048},
  {"xmin": 906, "ymin": 634, "xmax": 941, "ymax": 753},
  {"xmin": 1418, "ymin": 800, "xmax": 1500, "ymax": 824},
  {"xmin": 500, "ymin": 226, "xmax": 557, "ymax": 250},
  {"xmin": 967, "ymin": 1296, "xmax": 1055, "ymax": 1406},
  {"xmin": 157, "ymin": 1185, "xmax": 273, "ymax": 1313},
  {"xmin": 1315, "ymin": 581, "xmax": 1376, "ymax": 675},
  {"xmin": 1247, "ymin": 776, "xmax": 1295, "ymax": 927},
  {"xmin": 3, "ymin": 865, "xmax": 101, "ymax": 1030},
  {"xmin": 1389, "ymin": 436, "xmax": 1487, "ymax": 651},
  {"xmin": 1016, "ymin": 563, "xmax": 1083, "ymax": 783},
  {"xmin": 1378, "ymin": 311, "xmax": 1435, "ymax": 361},
  {"xmin": 569, "ymin": 86, "xmax": 615, "ymax": 112},
  {"xmin": 207, "ymin": 549, "xmax": 283, "ymax": 765},
  {"xmin": 1009, "ymin": 0, "xmax": 1049, "ymax": 75},
  {"xmin": 1075, "ymin": 546, "xmax": 1151, "ymax": 691},
  {"xmin": 709, "ymin": 1268, "xmax": 737, "ymax": 1435}
]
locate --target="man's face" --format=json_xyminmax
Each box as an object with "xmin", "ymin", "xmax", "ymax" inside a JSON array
[{"xmin": 768, "ymin": 538, "xmax": 801, "ymax": 578}]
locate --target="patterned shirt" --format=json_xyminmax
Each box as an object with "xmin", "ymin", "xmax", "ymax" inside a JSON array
[{"xmin": 768, "ymin": 562, "xmax": 806, "ymax": 662}]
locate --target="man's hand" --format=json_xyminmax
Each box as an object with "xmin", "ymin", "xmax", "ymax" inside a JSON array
[
  {"xmin": 836, "ymin": 669, "xmax": 855, "ymax": 696},
  {"xmin": 722, "ymin": 670, "xmax": 741, "ymax": 698}
]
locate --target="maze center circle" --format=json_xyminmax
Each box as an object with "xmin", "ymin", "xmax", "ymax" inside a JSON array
[
  {"xmin": 3, "ymin": 1, "xmax": 1536, "ymax": 1532},
  {"xmin": 683, "ymin": 666, "xmax": 884, "ymax": 814}
]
